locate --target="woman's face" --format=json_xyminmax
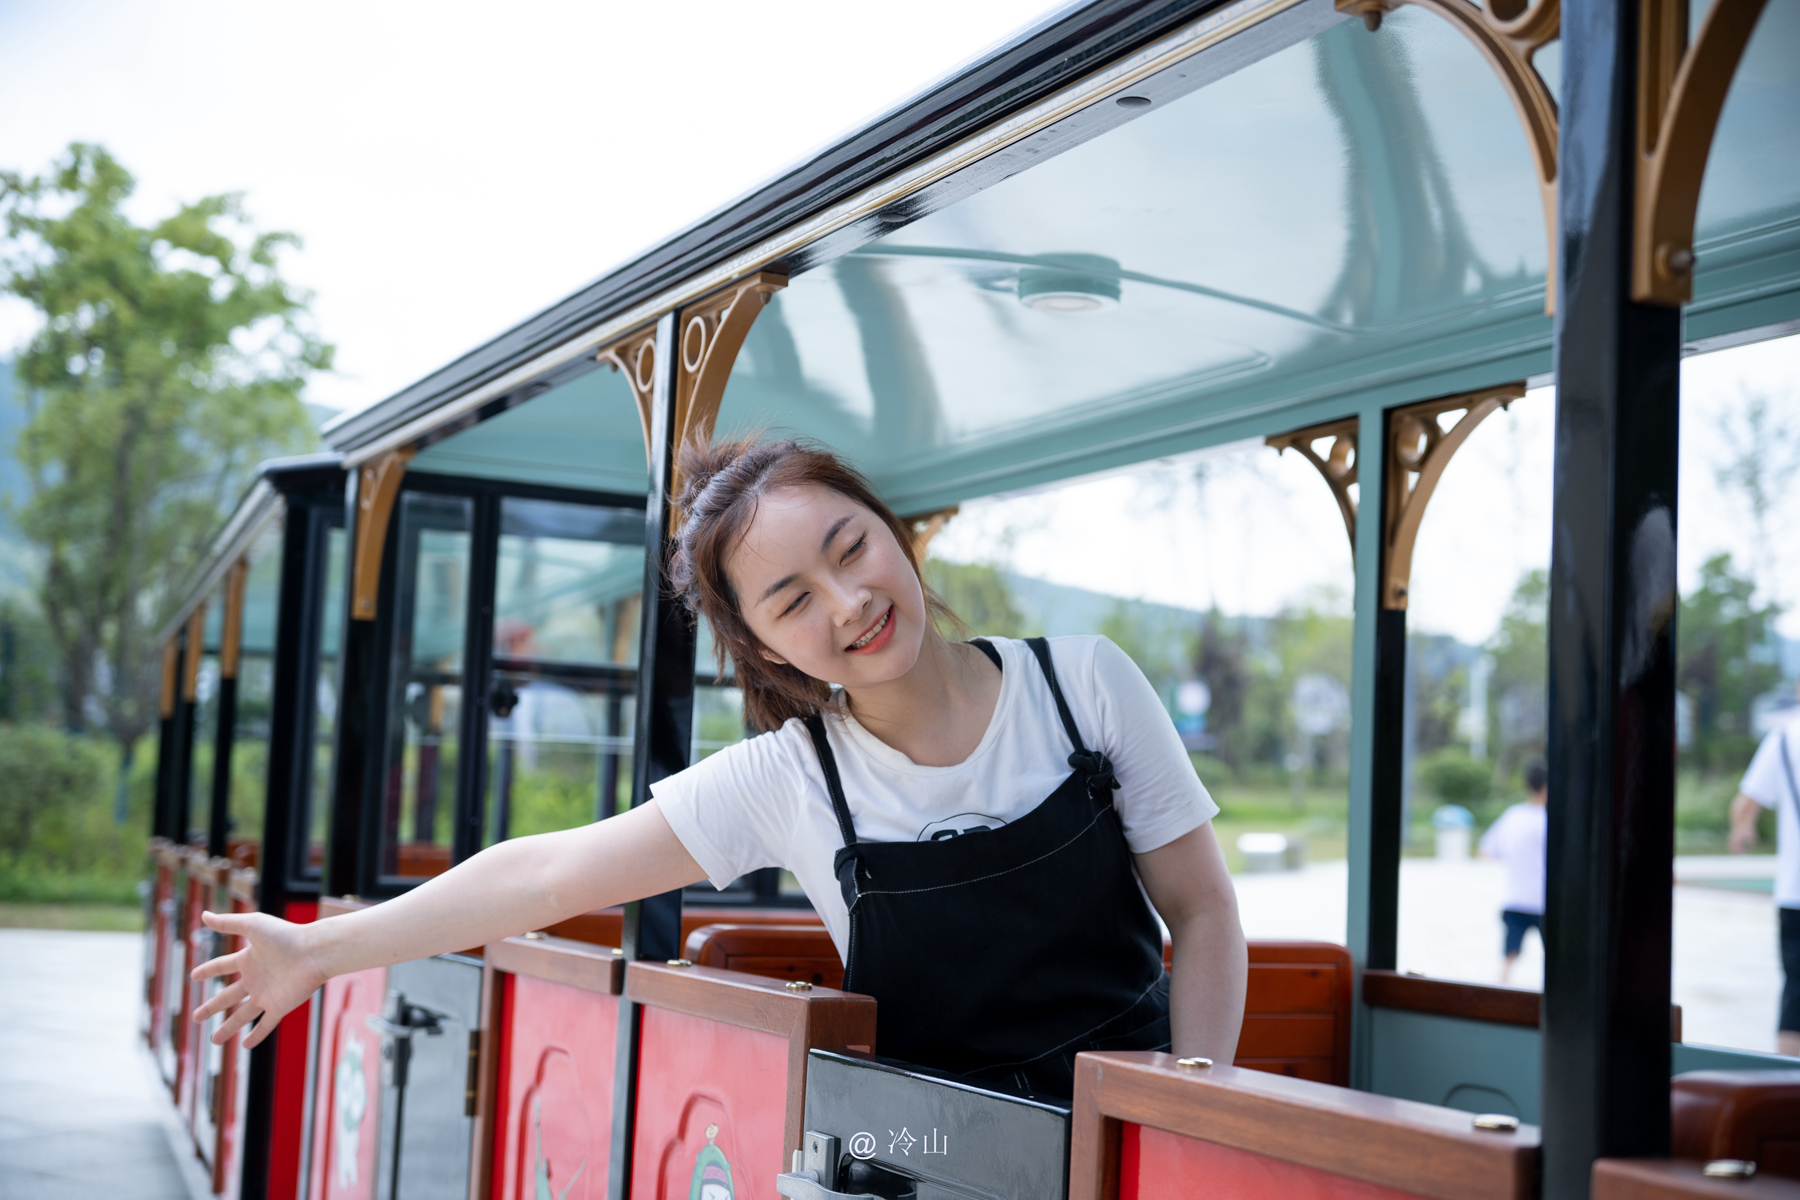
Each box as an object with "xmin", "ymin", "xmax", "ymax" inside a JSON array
[{"xmin": 727, "ymin": 484, "xmax": 927, "ymax": 688}]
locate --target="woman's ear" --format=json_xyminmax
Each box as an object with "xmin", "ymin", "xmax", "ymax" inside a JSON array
[{"xmin": 759, "ymin": 648, "xmax": 788, "ymax": 666}]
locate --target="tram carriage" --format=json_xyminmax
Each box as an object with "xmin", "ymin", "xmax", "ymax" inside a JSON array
[{"xmin": 140, "ymin": 0, "xmax": 1800, "ymax": 1197}]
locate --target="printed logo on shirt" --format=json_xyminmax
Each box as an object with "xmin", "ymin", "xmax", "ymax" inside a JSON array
[{"xmin": 917, "ymin": 813, "xmax": 1009, "ymax": 842}]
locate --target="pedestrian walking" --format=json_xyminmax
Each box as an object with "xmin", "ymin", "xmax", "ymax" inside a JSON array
[
  {"xmin": 1728, "ymin": 681, "xmax": 1800, "ymax": 1058},
  {"xmin": 1480, "ymin": 759, "xmax": 1547, "ymax": 985}
]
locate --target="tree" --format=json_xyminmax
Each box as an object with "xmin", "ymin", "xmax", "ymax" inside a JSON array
[
  {"xmin": 924, "ymin": 560, "xmax": 1029, "ymax": 639},
  {"xmin": 1678, "ymin": 553, "xmax": 1783, "ymax": 773},
  {"xmin": 1, "ymin": 144, "xmax": 328, "ymax": 771},
  {"xmin": 1485, "ymin": 568, "xmax": 1548, "ymax": 782},
  {"xmin": 1713, "ymin": 388, "xmax": 1799, "ymax": 608}
]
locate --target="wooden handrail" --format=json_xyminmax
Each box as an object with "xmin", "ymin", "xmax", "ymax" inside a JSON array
[
  {"xmin": 1364, "ymin": 970, "xmax": 1684, "ymax": 1040},
  {"xmin": 1070, "ymin": 1051, "xmax": 1540, "ymax": 1200}
]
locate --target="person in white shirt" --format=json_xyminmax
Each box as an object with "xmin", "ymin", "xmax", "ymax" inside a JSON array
[
  {"xmin": 188, "ymin": 435, "xmax": 1249, "ymax": 1098},
  {"xmin": 1728, "ymin": 681, "xmax": 1800, "ymax": 1058},
  {"xmin": 1479, "ymin": 759, "xmax": 1547, "ymax": 985}
]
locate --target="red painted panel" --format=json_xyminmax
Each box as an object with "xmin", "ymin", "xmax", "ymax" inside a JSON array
[
  {"xmin": 305, "ymin": 968, "xmax": 387, "ymax": 1200},
  {"xmin": 213, "ymin": 890, "xmax": 259, "ymax": 1200},
  {"xmin": 179, "ymin": 871, "xmax": 212, "ymax": 1134},
  {"xmin": 266, "ymin": 899, "xmax": 319, "ymax": 1200},
  {"xmin": 147, "ymin": 860, "xmax": 176, "ymax": 1053},
  {"xmin": 629, "ymin": 1008, "xmax": 789, "ymax": 1200},
  {"xmin": 1122, "ymin": 1124, "xmax": 1430, "ymax": 1200},
  {"xmin": 494, "ymin": 973, "xmax": 620, "ymax": 1200}
]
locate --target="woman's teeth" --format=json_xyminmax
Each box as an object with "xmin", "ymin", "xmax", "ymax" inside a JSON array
[{"xmin": 849, "ymin": 608, "xmax": 891, "ymax": 650}]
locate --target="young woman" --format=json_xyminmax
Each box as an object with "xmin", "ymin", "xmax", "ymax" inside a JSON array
[{"xmin": 193, "ymin": 436, "xmax": 1247, "ymax": 1097}]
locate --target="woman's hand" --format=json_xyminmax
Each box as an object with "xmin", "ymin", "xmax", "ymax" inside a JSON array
[
  {"xmin": 191, "ymin": 911, "xmax": 329, "ymax": 1049},
  {"xmin": 187, "ymin": 800, "xmax": 707, "ymax": 1048}
]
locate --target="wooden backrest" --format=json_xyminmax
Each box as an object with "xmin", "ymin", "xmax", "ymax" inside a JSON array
[
  {"xmin": 686, "ymin": 923, "xmax": 844, "ymax": 989},
  {"xmin": 1672, "ymin": 1070, "xmax": 1800, "ymax": 1180},
  {"xmin": 680, "ymin": 929, "xmax": 1354, "ymax": 1086},
  {"xmin": 544, "ymin": 906, "xmax": 822, "ymax": 951}
]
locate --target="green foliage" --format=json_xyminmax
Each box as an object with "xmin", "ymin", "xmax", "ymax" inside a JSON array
[
  {"xmin": 924, "ymin": 560, "xmax": 1029, "ymax": 639},
  {"xmin": 1485, "ymin": 569, "xmax": 1548, "ymax": 775},
  {"xmin": 0, "ymin": 598, "xmax": 61, "ymax": 721},
  {"xmin": 1416, "ymin": 747, "xmax": 1492, "ymax": 806},
  {"xmin": 0, "ymin": 143, "xmax": 328, "ymax": 750},
  {"xmin": 1678, "ymin": 553, "xmax": 1784, "ymax": 773},
  {"xmin": 0, "ymin": 723, "xmax": 146, "ymax": 903},
  {"xmin": 507, "ymin": 769, "xmax": 599, "ymax": 839}
]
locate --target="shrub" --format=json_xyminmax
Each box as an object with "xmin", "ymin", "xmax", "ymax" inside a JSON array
[
  {"xmin": 0, "ymin": 724, "xmax": 146, "ymax": 904},
  {"xmin": 1416, "ymin": 748, "xmax": 1492, "ymax": 807}
]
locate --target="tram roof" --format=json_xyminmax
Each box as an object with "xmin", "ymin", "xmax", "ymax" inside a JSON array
[{"xmin": 330, "ymin": 0, "xmax": 1799, "ymax": 512}]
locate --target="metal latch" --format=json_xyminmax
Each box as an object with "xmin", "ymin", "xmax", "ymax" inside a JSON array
[
  {"xmin": 777, "ymin": 1131, "xmax": 922, "ymax": 1199},
  {"xmin": 365, "ymin": 994, "xmax": 447, "ymax": 1091}
]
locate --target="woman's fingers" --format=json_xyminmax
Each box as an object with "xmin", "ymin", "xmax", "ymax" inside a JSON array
[
  {"xmin": 200, "ymin": 909, "xmax": 254, "ymax": 937},
  {"xmin": 191, "ymin": 946, "xmax": 247, "ymax": 982},
  {"xmin": 193, "ymin": 981, "xmax": 246, "ymax": 1024},
  {"xmin": 215, "ymin": 999, "xmax": 267, "ymax": 1046}
]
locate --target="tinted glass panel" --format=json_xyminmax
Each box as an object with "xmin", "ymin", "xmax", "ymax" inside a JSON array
[
  {"xmin": 227, "ymin": 521, "xmax": 283, "ymax": 868},
  {"xmin": 305, "ymin": 523, "xmax": 348, "ymax": 878},
  {"xmin": 486, "ymin": 497, "xmax": 643, "ymax": 842},
  {"xmin": 187, "ymin": 593, "xmax": 226, "ymax": 844},
  {"xmin": 380, "ymin": 492, "xmax": 474, "ymax": 881}
]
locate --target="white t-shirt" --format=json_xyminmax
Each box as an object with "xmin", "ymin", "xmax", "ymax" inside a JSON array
[
  {"xmin": 1479, "ymin": 802, "xmax": 1547, "ymax": 915},
  {"xmin": 653, "ymin": 635, "xmax": 1219, "ymax": 959},
  {"xmin": 1739, "ymin": 714, "xmax": 1800, "ymax": 909}
]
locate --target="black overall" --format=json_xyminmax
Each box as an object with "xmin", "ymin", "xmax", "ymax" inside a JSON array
[{"xmin": 803, "ymin": 637, "xmax": 1170, "ymax": 1099}]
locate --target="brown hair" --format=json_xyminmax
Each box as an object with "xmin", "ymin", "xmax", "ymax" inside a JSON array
[{"xmin": 668, "ymin": 434, "xmax": 955, "ymax": 731}]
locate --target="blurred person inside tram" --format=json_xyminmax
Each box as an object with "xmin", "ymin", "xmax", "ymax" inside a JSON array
[{"xmin": 192, "ymin": 435, "xmax": 1248, "ymax": 1097}]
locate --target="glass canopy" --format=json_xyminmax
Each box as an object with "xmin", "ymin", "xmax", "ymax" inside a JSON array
[
  {"xmin": 411, "ymin": 362, "xmax": 648, "ymax": 496},
  {"xmin": 709, "ymin": 6, "xmax": 1800, "ymax": 514}
]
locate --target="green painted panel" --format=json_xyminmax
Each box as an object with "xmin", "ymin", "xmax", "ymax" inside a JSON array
[
  {"xmin": 1672, "ymin": 1042, "xmax": 1800, "ymax": 1074},
  {"xmin": 1366, "ymin": 1005, "xmax": 1543, "ymax": 1125}
]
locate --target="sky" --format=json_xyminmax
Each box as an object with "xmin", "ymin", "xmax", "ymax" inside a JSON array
[
  {"xmin": 0, "ymin": 0, "xmax": 1056, "ymax": 412},
  {"xmin": 3, "ymin": 0, "xmax": 1797, "ymax": 645}
]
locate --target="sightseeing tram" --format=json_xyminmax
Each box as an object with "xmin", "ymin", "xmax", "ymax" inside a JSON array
[{"xmin": 141, "ymin": 0, "xmax": 1800, "ymax": 1197}]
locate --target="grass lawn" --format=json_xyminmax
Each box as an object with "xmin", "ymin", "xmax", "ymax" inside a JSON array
[{"xmin": 0, "ymin": 902, "xmax": 144, "ymax": 932}]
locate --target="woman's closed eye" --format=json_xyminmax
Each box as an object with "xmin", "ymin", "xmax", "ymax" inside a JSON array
[
  {"xmin": 779, "ymin": 590, "xmax": 808, "ymax": 617},
  {"xmin": 842, "ymin": 534, "xmax": 866, "ymax": 563}
]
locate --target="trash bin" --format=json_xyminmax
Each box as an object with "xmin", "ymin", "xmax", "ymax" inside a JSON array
[
  {"xmin": 1237, "ymin": 832, "xmax": 1304, "ymax": 873},
  {"xmin": 1432, "ymin": 805, "xmax": 1474, "ymax": 861}
]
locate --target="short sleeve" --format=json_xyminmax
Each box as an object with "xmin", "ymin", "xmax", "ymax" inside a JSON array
[
  {"xmin": 1085, "ymin": 636, "xmax": 1220, "ymax": 854},
  {"xmin": 650, "ymin": 726, "xmax": 806, "ymax": 889},
  {"xmin": 1740, "ymin": 726, "xmax": 1798, "ymax": 810}
]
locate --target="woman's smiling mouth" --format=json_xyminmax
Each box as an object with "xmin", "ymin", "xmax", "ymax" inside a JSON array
[{"xmin": 846, "ymin": 605, "xmax": 895, "ymax": 654}]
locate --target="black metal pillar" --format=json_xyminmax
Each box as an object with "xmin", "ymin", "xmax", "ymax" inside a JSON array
[
  {"xmin": 1542, "ymin": 0, "xmax": 1682, "ymax": 1193},
  {"xmin": 608, "ymin": 312, "xmax": 692, "ymax": 1200},
  {"xmin": 154, "ymin": 700, "xmax": 180, "ymax": 842},
  {"xmin": 173, "ymin": 633, "xmax": 201, "ymax": 845},
  {"xmin": 208, "ymin": 673, "xmax": 238, "ymax": 860},
  {"xmin": 240, "ymin": 459, "xmax": 342, "ymax": 1200},
  {"xmin": 325, "ymin": 467, "xmax": 380, "ymax": 899},
  {"xmin": 1365, "ymin": 602, "xmax": 1407, "ymax": 971}
]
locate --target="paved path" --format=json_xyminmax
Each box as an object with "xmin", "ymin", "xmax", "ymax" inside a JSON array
[
  {"xmin": 0, "ymin": 930, "xmax": 201, "ymax": 1200},
  {"xmin": 1233, "ymin": 856, "xmax": 1785, "ymax": 1054}
]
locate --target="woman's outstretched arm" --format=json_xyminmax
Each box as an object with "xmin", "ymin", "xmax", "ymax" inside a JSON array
[
  {"xmin": 1135, "ymin": 822, "xmax": 1248, "ymax": 1064},
  {"xmin": 190, "ymin": 799, "xmax": 706, "ymax": 1048}
]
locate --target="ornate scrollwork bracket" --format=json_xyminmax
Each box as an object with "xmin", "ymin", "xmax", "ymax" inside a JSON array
[
  {"xmin": 1266, "ymin": 417, "xmax": 1360, "ymax": 557},
  {"xmin": 1633, "ymin": 0, "xmax": 1768, "ymax": 305},
  {"xmin": 1336, "ymin": 0, "xmax": 1561, "ymax": 314},
  {"xmin": 901, "ymin": 507, "xmax": 960, "ymax": 561},
  {"xmin": 1380, "ymin": 383, "xmax": 1522, "ymax": 609},
  {"xmin": 350, "ymin": 446, "xmax": 417, "ymax": 621},
  {"xmin": 600, "ymin": 271, "xmax": 788, "ymax": 498}
]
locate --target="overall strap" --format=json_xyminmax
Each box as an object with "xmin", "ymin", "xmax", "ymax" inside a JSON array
[
  {"xmin": 968, "ymin": 638, "xmax": 1002, "ymax": 671},
  {"xmin": 1026, "ymin": 637, "xmax": 1089, "ymax": 756},
  {"xmin": 804, "ymin": 712, "xmax": 859, "ymax": 847}
]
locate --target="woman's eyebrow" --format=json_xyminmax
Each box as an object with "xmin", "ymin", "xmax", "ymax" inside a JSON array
[
  {"xmin": 758, "ymin": 572, "xmax": 799, "ymax": 605},
  {"xmin": 820, "ymin": 515, "xmax": 853, "ymax": 553}
]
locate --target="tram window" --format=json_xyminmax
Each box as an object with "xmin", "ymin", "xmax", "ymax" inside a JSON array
[
  {"xmin": 1392, "ymin": 394, "xmax": 1553, "ymax": 992},
  {"xmin": 927, "ymin": 439, "xmax": 1354, "ymax": 945},
  {"xmin": 483, "ymin": 496, "xmax": 644, "ymax": 843},
  {"xmin": 1670, "ymin": 337, "xmax": 1800, "ymax": 1060},
  {"xmin": 378, "ymin": 491, "xmax": 474, "ymax": 881},
  {"xmin": 225, "ymin": 523, "xmax": 283, "ymax": 870},
  {"xmin": 302, "ymin": 523, "xmax": 347, "ymax": 878},
  {"xmin": 187, "ymin": 591, "xmax": 227, "ymax": 846}
]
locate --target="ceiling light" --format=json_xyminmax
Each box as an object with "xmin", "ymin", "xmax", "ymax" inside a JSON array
[{"xmin": 1017, "ymin": 253, "xmax": 1122, "ymax": 313}]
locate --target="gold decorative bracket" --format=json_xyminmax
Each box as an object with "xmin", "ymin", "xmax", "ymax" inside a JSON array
[
  {"xmin": 1381, "ymin": 383, "xmax": 1523, "ymax": 609},
  {"xmin": 1267, "ymin": 418, "xmax": 1360, "ymax": 557},
  {"xmin": 182, "ymin": 603, "xmax": 208, "ymax": 702},
  {"xmin": 1633, "ymin": 0, "xmax": 1769, "ymax": 305},
  {"xmin": 219, "ymin": 559, "xmax": 248, "ymax": 680},
  {"xmin": 597, "ymin": 325, "xmax": 661, "ymax": 466},
  {"xmin": 1337, "ymin": 0, "xmax": 1561, "ymax": 314},
  {"xmin": 902, "ymin": 507, "xmax": 960, "ymax": 562},
  {"xmin": 599, "ymin": 271, "xmax": 788, "ymax": 496},
  {"xmin": 351, "ymin": 446, "xmax": 416, "ymax": 621},
  {"xmin": 159, "ymin": 639, "xmax": 180, "ymax": 721}
]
